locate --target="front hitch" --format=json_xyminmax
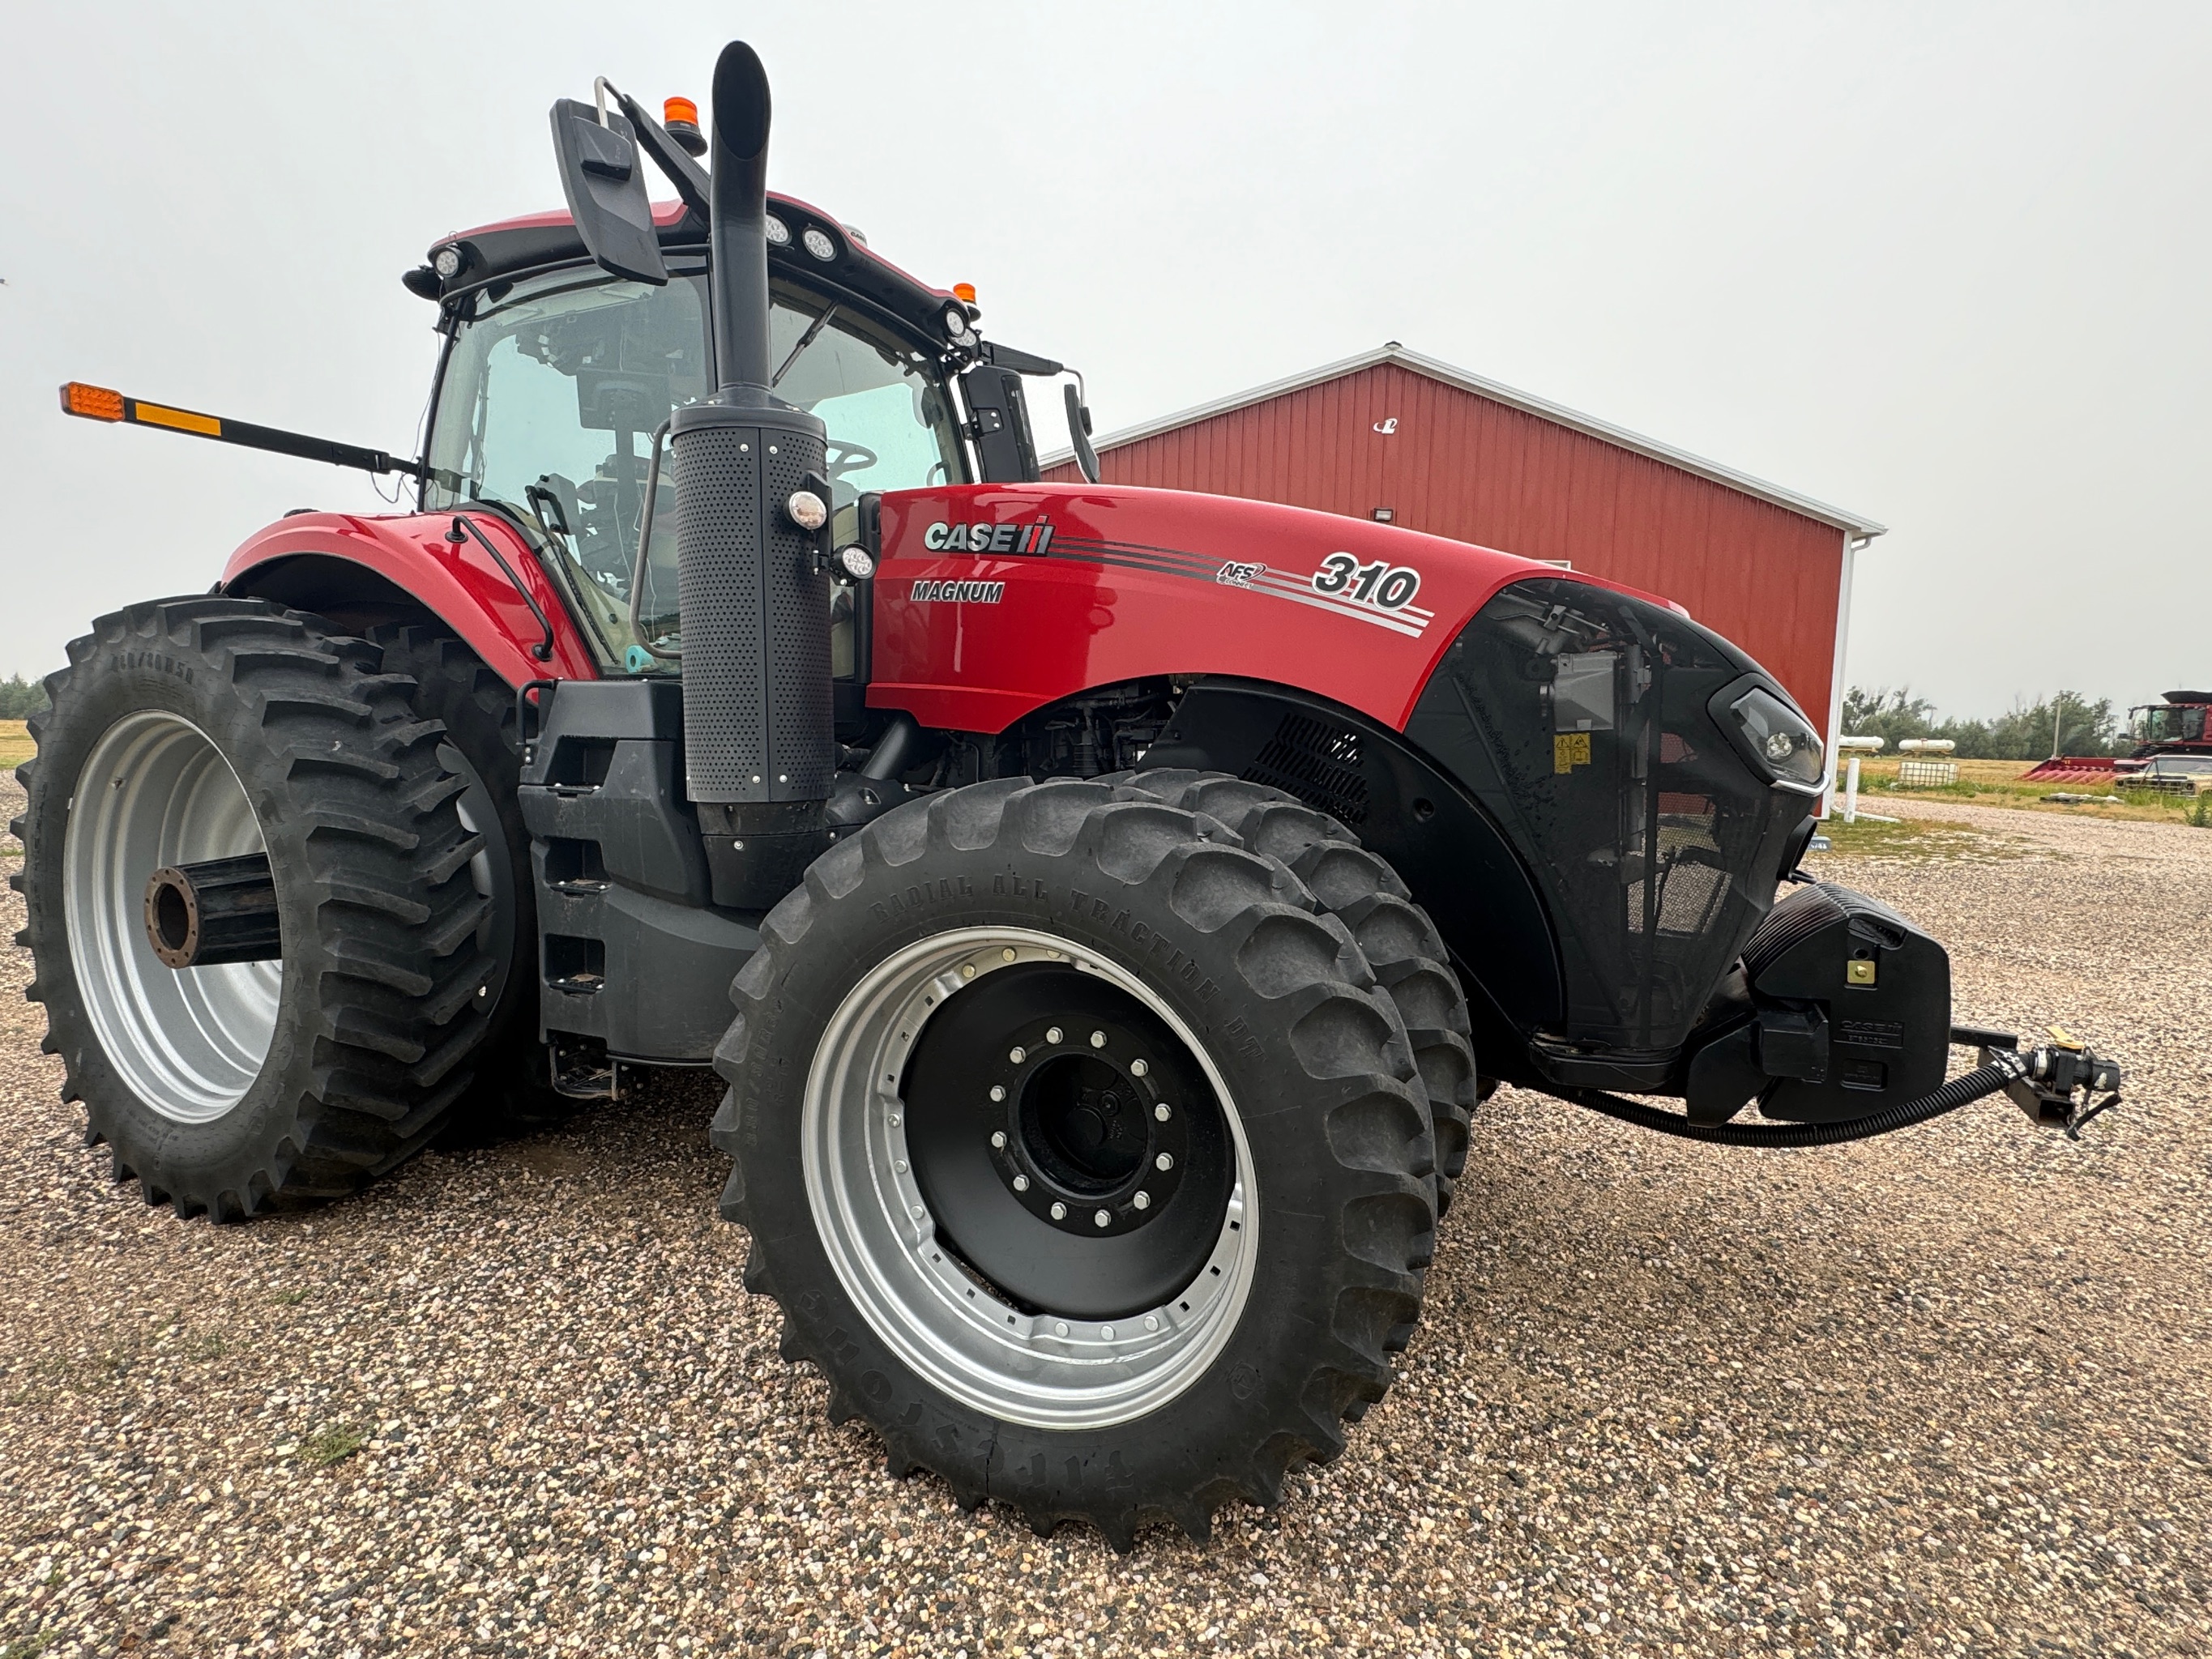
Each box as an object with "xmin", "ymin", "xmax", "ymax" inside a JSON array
[
  {"xmin": 1555, "ymin": 1023, "xmax": 2123, "ymax": 1149},
  {"xmin": 1959, "ymin": 1024, "xmax": 2125, "ymax": 1138}
]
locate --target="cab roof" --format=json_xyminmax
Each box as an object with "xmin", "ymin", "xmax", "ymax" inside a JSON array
[{"xmin": 413, "ymin": 194, "xmax": 959, "ymax": 343}]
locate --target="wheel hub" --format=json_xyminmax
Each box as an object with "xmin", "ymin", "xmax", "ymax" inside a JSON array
[
  {"xmin": 986, "ymin": 1021, "xmax": 1189, "ymax": 1235},
  {"xmin": 900, "ymin": 962, "xmax": 1229, "ymax": 1317},
  {"xmin": 800, "ymin": 927, "xmax": 1258, "ymax": 1431},
  {"xmin": 63, "ymin": 710, "xmax": 280, "ymax": 1124}
]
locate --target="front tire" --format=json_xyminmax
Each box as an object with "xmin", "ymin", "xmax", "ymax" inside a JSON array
[
  {"xmin": 711, "ymin": 778, "xmax": 1436, "ymax": 1546},
  {"xmin": 1104, "ymin": 770, "xmax": 1478, "ymax": 1213},
  {"xmin": 13, "ymin": 599, "xmax": 497, "ymax": 1218}
]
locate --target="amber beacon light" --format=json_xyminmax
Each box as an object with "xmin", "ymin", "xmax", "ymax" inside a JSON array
[{"xmin": 663, "ymin": 95, "xmax": 706, "ymax": 157}]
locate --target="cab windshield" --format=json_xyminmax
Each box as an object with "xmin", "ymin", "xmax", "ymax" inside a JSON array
[
  {"xmin": 2133, "ymin": 705, "xmax": 2206, "ymax": 744},
  {"xmin": 424, "ymin": 263, "xmax": 965, "ymax": 664}
]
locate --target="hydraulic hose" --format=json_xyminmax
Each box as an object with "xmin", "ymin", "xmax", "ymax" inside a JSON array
[{"xmin": 1550, "ymin": 1059, "xmax": 2021, "ymax": 1149}]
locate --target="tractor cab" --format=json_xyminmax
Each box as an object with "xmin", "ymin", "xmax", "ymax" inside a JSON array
[
  {"xmin": 419, "ymin": 252, "xmax": 967, "ymax": 674},
  {"xmin": 412, "ymin": 187, "xmax": 1080, "ymax": 679}
]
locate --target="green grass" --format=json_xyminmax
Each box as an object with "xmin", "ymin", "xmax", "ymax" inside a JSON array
[
  {"xmin": 2, "ymin": 1634, "xmax": 55, "ymax": 1659},
  {"xmin": 1807, "ymin": 816, "xmax": 2023, "ymax": 862},
  {"xmin": 1844, "ymin": 754, "xmax": 2201, "ymax": 825},
  {"xmin": 0, "ymin": 719, "xmax": 30, "ymax": 773},
  {"xmin": 298, "ymin": 1425, "xmax": 367, "ymax": 1469},
  {"xmin": 271, "ymin": 1287, "xmax": 311, "ymax": 1307}
]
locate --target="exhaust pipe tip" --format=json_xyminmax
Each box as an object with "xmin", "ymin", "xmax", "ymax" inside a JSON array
[{"xmin": 707, "ymin": 41, "xmax": 776, "ymax": 399}]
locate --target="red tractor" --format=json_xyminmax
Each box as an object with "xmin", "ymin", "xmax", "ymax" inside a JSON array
[{"xmin": 20, "ymin": 45, "xmax": 2119, "ymax": 1546}]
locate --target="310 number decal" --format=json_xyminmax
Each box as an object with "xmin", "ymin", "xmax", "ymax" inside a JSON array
[{"xmin": 1312, "ymin": 553, "xmax": 1422, "ymax": 610}]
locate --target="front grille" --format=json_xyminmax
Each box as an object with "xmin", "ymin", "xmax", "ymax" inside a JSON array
[{"xmin": 1245, "ymin": 712, "xmax": 1369, "ymax": 826}]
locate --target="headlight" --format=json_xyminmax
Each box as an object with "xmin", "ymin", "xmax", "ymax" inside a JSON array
[
  {"xmin": 764, "ymin": 214, "xmax": 791, "ymax": 247},
  {"xmin": 1726, "ymin": 686, "xmax": 1825, "ymax": 793},
  {"xmin": 784, "ymin": 489, "xmax": 828, "ymax": 532},
  {"xmin": 835, "ymin": 544, "xmax": 877, "ymax": 581},
  {"xmin": 432, "ymin": 245, "xmax": 465, "ymax": 279},
  {"xmin": 801, "ymin": 226, "xmax": 837, "ymax": 262}
]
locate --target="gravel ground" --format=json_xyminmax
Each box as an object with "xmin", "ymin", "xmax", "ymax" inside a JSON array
[{"xmin": 3, "ymin": 783, "xmax": 2208, "ymax": 1659}]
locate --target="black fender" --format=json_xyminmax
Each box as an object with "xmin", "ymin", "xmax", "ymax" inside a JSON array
[{"xmin": 1145, "ymin": 677, "xmax": 1565, "ymax": 1087}]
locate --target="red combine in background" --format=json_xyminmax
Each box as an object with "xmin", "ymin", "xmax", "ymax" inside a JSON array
[{"xmin": 2022, "ymin": 690, "xmax": 2212, "ymax": 788}]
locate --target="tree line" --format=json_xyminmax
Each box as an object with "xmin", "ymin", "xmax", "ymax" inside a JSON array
[
  {"xmin": 1842, "ymin": 686, "xmax": 2133, "ymax": 759},
  {"xmin": 0, "ymin": 676, "xmax": 47, "ymax": 720}
]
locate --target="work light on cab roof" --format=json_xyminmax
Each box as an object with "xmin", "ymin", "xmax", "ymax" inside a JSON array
[{"xmin": 33, "ymin": 35, "xmax": 2123, "ymax": 1554}]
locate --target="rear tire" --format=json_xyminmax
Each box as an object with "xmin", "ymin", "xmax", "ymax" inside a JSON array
[
  {"xmin": 368, "ymin": 625, "xmax": 566, "ymax": 1130},
  {"xmin": 711, "ymin": 778, "xmax": 1435, "ymax": 1546},
  {"xmin": 13, "ymin": 599, "xmax": 497, "ymax": 1218}
]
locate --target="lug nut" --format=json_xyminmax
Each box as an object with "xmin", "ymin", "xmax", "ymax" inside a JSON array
[
  {"xmin": 990, "ymin": 1130, "xmax": 1007, "ymax": 1149},
  {"xmin": 1130, "ymin": 1058, "xmax": 1149, "ymax": 1077},
  {"xmin": 1009, "ymin": 1047, "xmax": 1026, "ymax": 1064},
  {"xmin": 887, "ymin": 1112, "xmax": 901, "ymax": 1128},
  {"xmin": 1094, "ymin": 1209, "xmax": 1111, "ymax": 1228},
  {"xmin": 1155, "ymin": 1103, "xmax": 1172, "ymax": 1122},
  {"xmin": 1101, "ymin": 1325, "xmax": 1114, "ymax": 1340},
  {"xmin": 1090, "ymin": 1030, "xmax": 1107, "ymax": 1048},
  {"xmin": 1049, "ymin": 1201, "xmax": 1066, "ymax": 1220},
  {"xmin": 1145, "ymin": 1316, "xmax": 1159, "ymax": 1332},
  {"xmin": 1013, "ymin": 1175, "xmax": 1030, "ymax": 1192},
  {"xmin": 1001, "ymin": 947, "xmax": 1016, "ymax": 962},
  {"xmin": 894, "ymin": 1159, "xmax": 908, "ymax": 1174},
  {"xmin": 989, "ymin": 1085, "xmax": 1006, "ymax": 1102},
  {"xmin": 961, "ymin": 964, "xmax": 976, "ymax": 979},
  {"xmin": 1155, "ymin": 1152, "xmax": 1173, "ymax": 1171},
  {"xmin": 1045, "ymin": 1026, "xmax": 1063, "ymax": 1045},
  {"xmin": 1054, "ymin": 1321, "xmax": 1070, "ymax": 1337},
  {"xmin": 1132, "ymin": 1190, "xmax": 1151, "ymax": 1210}
]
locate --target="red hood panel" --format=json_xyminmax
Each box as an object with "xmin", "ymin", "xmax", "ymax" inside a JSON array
[{"xmin": 868, "ymin": 482, "xmax": 1584, "ymax": 733}]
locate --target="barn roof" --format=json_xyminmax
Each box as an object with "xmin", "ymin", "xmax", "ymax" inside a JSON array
[{"xmin": 1046, "ymin": 343, "xmax": 1887, "ymax": 539}]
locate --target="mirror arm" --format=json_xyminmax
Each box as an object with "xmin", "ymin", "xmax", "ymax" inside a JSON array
[
  {"xmin": 610, "ymin": 86, "xmax": 712, "ymax": 221},
  {"xmin": 1064, "ymin": 382, "xmax": 1100, "ymax": 484}
]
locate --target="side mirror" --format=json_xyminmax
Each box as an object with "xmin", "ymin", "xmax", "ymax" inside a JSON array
[
  {"xmin": 1064, "ymin": 383, "xmax": 1100, "ymax": 484},
  {"xmin": 549, "ymin": 99, "xmax": 668, "ymax": 286}
]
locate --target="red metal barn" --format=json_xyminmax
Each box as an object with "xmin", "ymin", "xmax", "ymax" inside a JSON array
[{"xmin": 1044, "ymin": 344, "xmax": 1883, "ymax": 770}]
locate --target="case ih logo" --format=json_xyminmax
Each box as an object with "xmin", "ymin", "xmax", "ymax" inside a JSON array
[
  {"xmin": 922, "ymin": 520, "xmax": 1056, "ymax": 554},
  {"xmin": 909, "ymin": 578, "xmax": 1005, "ymax": 604}
]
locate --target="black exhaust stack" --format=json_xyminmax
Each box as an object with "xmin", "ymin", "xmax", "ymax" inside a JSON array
[{"xmin": 673, "ymin": 41, "xmax": 835, "ymax": 907}]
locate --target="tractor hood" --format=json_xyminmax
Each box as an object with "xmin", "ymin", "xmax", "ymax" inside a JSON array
[{"xmin": 864, "ymin": 480, "xmax": 1702, "ymax": 736}]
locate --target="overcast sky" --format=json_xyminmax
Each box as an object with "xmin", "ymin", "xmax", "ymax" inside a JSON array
[{"xmin": 7, "ymin": 2, "xmax": 2205, "ymax": 718}]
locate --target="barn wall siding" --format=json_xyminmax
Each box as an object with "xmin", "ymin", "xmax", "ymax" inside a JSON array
[{"xmin": 1044, "ymin": 362, "xmax": 1844, "ymax": 725}]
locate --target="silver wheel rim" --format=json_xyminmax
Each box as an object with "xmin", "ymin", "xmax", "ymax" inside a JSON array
[
  {"xmin": 63, "ymin": 711, "xmax": 280, "ymax": 1123},
  {"xmin": 803, "ymin": 925, "xmax": 1258, "ymax": 1431}
]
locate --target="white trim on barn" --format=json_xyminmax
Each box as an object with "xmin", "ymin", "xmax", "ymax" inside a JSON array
[{"xmin": 1044, "ymin": 343, "xmax": 1888, "ymax": 539}]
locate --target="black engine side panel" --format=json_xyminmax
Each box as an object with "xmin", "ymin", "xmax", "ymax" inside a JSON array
[
  {"xmin": 519, "ymin": 679, "xmax": 760, "ymax": 1064},
  {"xmin": 1144, "ymin": 678, "xmax": 1565, "ymax": 1085}
]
